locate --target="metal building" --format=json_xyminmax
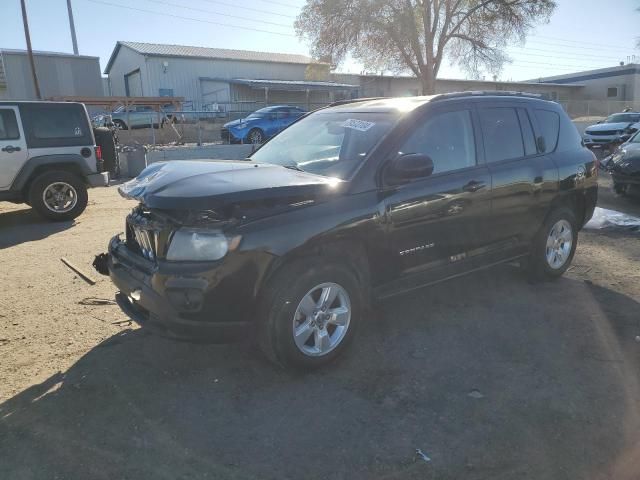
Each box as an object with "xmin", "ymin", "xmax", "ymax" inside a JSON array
[
  {"xmin": 0, "ymin": 49, "xmax": 103, "ymax": 100},
  {"xmin": 104, "ymin": 41, "xmax": 358, "ymax": 111}
]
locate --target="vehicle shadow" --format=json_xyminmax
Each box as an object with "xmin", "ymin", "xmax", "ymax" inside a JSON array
[
  {"xmin": 0, "ymin": 207, "xmax": 75, "ymax": 249},
  {"xmin": 1, "ymin": 267, "xmax": 639, "ymax": 480}
]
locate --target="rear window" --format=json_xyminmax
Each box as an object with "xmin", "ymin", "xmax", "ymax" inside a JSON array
[
  {"xmin": 20, "ymin": 103, "xmax": 92, "ymax": 148},
  {"xmin": 0, "ymin": 109, "xmax": 20, "ymax": 140},
  {"xmin": 534, "ymin": 109, "xmax": 560, "ymax": 152}
]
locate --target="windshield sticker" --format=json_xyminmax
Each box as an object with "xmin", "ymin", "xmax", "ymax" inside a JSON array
[{"xmin": 341, "ymin": 119, "xmax": 375, "ymax": 132}]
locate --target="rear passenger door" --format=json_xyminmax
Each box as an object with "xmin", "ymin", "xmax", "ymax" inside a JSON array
[
  {"xmin": 477, "ymin": 103, "xmax": 546, "ymax": 247},
  {"xmin": 0, "ymin": 106, "xmax": 28, "ymax": 189}
]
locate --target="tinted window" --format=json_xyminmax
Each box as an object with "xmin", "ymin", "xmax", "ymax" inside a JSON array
[
  {"xmin": 479, "ymin": 107, "xmax": 525, "ymax": 162},
  {"xmin": 534, "ymin": 109, "xmax": 560, "ymax": 152},
  {"xmin": 20, "ymin": 103, "xmax": 92, "ymax": 148},
  {"xmin": 399, "ymin": 110, "xmax": 476, "ymax": 174},
  {"xmin": 517, "ymin": 108, "xmax": 537, "ymax": 156},
  {"xmin": 0, "ymin": 109, "xmax": 20, "ymax": 140}
]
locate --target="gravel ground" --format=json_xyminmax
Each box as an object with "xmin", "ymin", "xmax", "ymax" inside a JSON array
[{"xmin": 1, "ymin": 174, "xmax": 640, "ymax": 479}]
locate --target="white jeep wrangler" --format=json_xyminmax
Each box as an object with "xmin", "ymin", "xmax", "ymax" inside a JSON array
[{"xmin": 0, "ymin": 101, "xmax": 109, "ymax": 221}]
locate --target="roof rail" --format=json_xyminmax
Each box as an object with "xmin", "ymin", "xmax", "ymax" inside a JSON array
[
  {"xmin": 431, "ymin": 90, "xmax": 545, "ymax": 102},
  {"xmin": 328, "ymin": 97, "xmax": 386, "ymax": 107}
]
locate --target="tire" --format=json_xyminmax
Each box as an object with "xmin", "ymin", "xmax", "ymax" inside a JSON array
[
  {"xmin": 613, "ymin": 182, "xmax": 627, "ymax": 195},
  {"xmin": 28, "ymin": 170, "xmax": 88, "ymax": 221},
  {"xmin": 246, "ymin": 128, "xmax": 264, "ymax": 144},
  {"xmin": 258, "ymin": 260, "xmax": 363, "ymax": 370},
  {"xmin": 524, "ymin": 207, "xmax": 577, "ymax": 281},
  {"xmin": 113, "ymin": 119, "xmax": 127, "ymax": 130}
]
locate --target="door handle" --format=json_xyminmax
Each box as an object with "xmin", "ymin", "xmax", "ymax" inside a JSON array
[
  {"xmin": 1, "ymin": 145, "xmax": 21, "ymax": 153},
  {"xmin": 462, "ymin": 180, "xmax": 486, "ymax": 193}
]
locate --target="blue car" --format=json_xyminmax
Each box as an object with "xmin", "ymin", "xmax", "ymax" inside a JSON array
[{"xmin": 221, "ymin": 105, "xmax": 306, "ymax": 144}]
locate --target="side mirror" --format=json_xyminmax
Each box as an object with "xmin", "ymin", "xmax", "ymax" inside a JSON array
[{"xmin": 386, "ymin": 153, "xmax": 434, "ymax": 184}]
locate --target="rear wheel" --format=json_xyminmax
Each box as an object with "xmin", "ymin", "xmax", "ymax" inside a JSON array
[
  {"xmin": 28, "ymin": 171, "xmax": 88, "ymax": 221},
  {"xmin": 524, "ymin": 207, "xmax": 577, "ymax": 281},
  {"xmin": 258, "ymin": 260, "xmax": 363, "ymax": 370}
]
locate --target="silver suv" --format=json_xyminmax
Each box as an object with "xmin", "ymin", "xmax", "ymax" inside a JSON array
[
  {"xmin": 0, "ymin": 101, "xmax": 109, "ymax": 221},
  {"xmin": 583, "ymin": 112, "xmax": 640, "ymax": 150}
]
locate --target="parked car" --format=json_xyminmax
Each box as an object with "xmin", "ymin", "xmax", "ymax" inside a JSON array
[
  {"xmin": 99, "ymin": 92, "xmax": 597, "ymax": 370},
  {"xmin": 0, "ymin": 101, "xmax": 108, "ymax": 221},
  {"xmin": 583, "ymin": 112, "xmax": 640, "ymax": 151},
  {"xmin": 221, "ymin": 105, "xmax": 306, "ymax": 143},
  {"xmin": 98, "ymin": 104, "xmax": 178, "ymax": 130},
  {"xmin": 605, "ymin": 130, "xmax": 640, "ymax": 195}
]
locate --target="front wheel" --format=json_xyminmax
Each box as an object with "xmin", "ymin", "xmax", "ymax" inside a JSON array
[
  {"xmin": 613, "ymin": 182, "xmax": 627, "ymax": 195},
  {"xmin": 524, "ymin": 207, "xmax": 577, "ymax": 281},
  {"xmin": 246, "ymin": 128, "xmax": 264, "ymax": 144},
  {"xmin": 112, "ymin": 119, "xmax": 127, "ymax": 130},
  {"xmin": 258, "ymin": 261, "xmax": 363, "ymax": 370},
  {"xmin": 28, "ymin": 171, "xmax": 88, "ymax": 221}
]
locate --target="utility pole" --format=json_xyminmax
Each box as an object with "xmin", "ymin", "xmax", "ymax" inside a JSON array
[
  {"xmin": 20, "ymin": 0, "xmax": 41, "ymax": 99},
  {"xmin": 66, "ymin": 0, "xmax": 79, "ymax": 55}
]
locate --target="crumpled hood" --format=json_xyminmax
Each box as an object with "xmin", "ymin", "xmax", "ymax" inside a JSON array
[
  {"xmin": 118, "ymin": 160, "xmax": 343, "ymax": 211},
  {"xmin": 586, "ymin": 122, "xmax": 635, "ymax": 133},
  {"xmin": 608, "ymin": 142, "xmax": 640, "ymax": 176}
]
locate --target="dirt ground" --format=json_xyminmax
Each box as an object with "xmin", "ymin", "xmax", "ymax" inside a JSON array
[{"xmin": 1, "ymin": 174, "xmax": 640, "ymax": 479}]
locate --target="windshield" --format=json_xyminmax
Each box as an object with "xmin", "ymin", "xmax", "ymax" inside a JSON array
[
  {"xmin": 605, "ymin": 113, "xmax": 638, "ymax": 123},
  {"xmin": 250, "ymin": 111, "xmax": 399, "ymax": 179},
  {"xmin": 630, "ymin": 131, "xmax": 640, "ymax": 143},
  {"xmin": 246, "ymin": 108, "xmax": 276, "ymax": 119}
]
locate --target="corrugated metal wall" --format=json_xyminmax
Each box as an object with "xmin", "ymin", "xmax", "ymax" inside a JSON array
[
  {"xmin": 107, "ymin": 46, "xmax": 146, "ymax": 97},
  {"xmin": 144, "ymin": 56, "xmax": 308, "ymax": 105},
  {"xmin": 2, "ymin": 52, "xmax": 103, "ymax": 100}
]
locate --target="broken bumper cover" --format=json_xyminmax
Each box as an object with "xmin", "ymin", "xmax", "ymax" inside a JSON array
[{"xmin": 108, "ymin": 236, "xmax": 252, "ymax": 341}]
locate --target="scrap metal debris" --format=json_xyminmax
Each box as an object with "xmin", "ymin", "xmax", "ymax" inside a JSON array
[
  {"xmin": 585, "ymin": 207, "xmax": 640, "ymax": 231},
  {"xmin": 92, "ymin": 253, "xmax": 110, "ymax": 276},
  {"xmin": 415, "ymin": 448, "xmax": 432, "ymax": 463},
  {"xmin": 61, "ymin": 257, "xmax": 96, "ymax": 285}
]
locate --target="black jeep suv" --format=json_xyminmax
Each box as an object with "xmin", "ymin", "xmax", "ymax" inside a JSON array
[{"xmin": 103, "ymin": 92, "xmax": 598, "ymax": 369}]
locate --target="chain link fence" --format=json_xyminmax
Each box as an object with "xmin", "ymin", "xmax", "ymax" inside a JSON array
[
  {"xmin": 559, "ymin": 100, "xmax": 640, "ymax": 119},
  {"xmin": 108, "ymin": 101, "xmax": 330, "ymax": 147}
]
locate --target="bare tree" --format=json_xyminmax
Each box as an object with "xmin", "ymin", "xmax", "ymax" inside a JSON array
[{"xmin": 296, "ymin": 0, "xmax": 556, "ymax": 94}]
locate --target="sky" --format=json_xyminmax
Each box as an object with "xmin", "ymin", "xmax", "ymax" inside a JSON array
[{"xmin": 0, "ymin": 0, "xmax": 638, "ymax": 81}]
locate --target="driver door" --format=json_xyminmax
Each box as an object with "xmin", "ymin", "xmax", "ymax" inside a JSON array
[{"xmin": 382, "ymin": 106, "xmax": 492, "ymax": 277}]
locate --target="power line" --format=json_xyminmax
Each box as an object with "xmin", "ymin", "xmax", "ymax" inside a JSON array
[
  {"xmin": 84, "ymin": 0, "xmax": 297, "ymax": 36},
  {"xmin": 140, "ymin": 0, "xmax": 293, "ymax": 28},
  {"xmin": 253, "ymin": 0, "xmax": 303, "ymax": 8},
  {"xmin": 523, "ymin": 38, "xmax": 633, "ymax": 54},
  {"xmin": 531, "ymin": 34, "xmax": 638, "ymax": 51},
  {"xmin": 198, "ymin": 0, "xmax": 297, "ymax": 19},
  {"xmin": 508, "ymin": 46, "xmax": 623, "ymax": 61}
]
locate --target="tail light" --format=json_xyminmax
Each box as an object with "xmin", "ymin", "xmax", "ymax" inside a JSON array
[{"xmin": 94, "ymin": 146, "xmax": 104, "ymax": 172}]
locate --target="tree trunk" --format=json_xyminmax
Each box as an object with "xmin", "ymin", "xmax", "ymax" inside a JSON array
[{"xmin": 420, "ymin": 68, "xmax": 436, "ymax": 95}]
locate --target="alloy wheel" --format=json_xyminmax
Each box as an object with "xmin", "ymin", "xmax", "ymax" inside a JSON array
[
  {"xmin": 42, "ymin": 182, "xmax": 78, "ymax": 213},
  {"xmin": 545, "ymin": 219, "xmax": 573, "ymax": 269},
  {"xmin": 292, "ymin": 282, "xmax": 351, "ymax": 357}
]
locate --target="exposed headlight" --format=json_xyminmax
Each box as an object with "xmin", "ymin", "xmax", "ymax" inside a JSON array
[{"xmin": 166, "ymin": 229, "xmax": 240, "ymax": 261}]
